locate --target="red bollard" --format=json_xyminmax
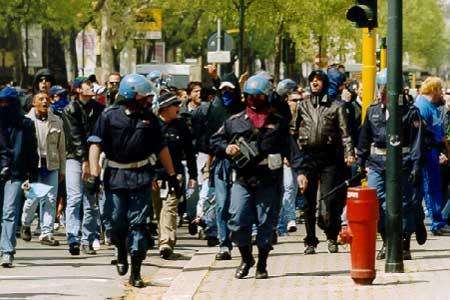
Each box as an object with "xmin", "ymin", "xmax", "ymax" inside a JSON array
[{"xmin": 339, "ymin": 187, "xmax": 379, "ymax": 285}]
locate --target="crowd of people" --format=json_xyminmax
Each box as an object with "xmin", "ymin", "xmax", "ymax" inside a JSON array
[{"xmin": 0, "ymin": 65, "xmax": 449, "ymax": 287}]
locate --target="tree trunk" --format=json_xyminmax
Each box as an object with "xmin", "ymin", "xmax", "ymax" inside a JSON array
[
  {"xmin": 273, "ymin": 20, "xmax": 284, "ymax": 83},
  {"xmin": 68, "ymin": 29, "xmax": 79, "ymax": 79},
  {"xmin": 100, "ymin": 0, "xmax": 113, "ymax": 83}
]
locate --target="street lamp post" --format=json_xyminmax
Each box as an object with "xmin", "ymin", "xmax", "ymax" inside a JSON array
[{"xmin": 238, "ymin": 0, "xmax": 245, "ymax": 76}]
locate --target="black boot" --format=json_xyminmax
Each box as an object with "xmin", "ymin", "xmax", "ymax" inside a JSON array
[
  {"xmin": 235, "ymin": 246, "xmax": 255, "ymax": 279},
  {"xmin": 116, "ymin": 246, "xmax": 129, "ymax": 276},
  {"xmin": 129, "ymin": 256, "xmax": 145, "ymax": 288},
  {"xmin": 255, "ymin": 248, "xmax": 269, "ymax": 279},
  {"xmin": 403, "ymin": 235, "xmax": 412, "ymax": 260}
]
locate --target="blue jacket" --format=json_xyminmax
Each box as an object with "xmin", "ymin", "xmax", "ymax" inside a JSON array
[
  {"xmin": 357, "ymin": 102, "xmax": 422, "ymax": 173},
  {"xmin": 414, "ymin": 95, "xmax": 445, "ymax": 150}
]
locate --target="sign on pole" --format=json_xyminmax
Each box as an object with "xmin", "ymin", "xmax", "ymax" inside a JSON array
[
  {"xmin": 207, "ymin": 51, "xmax": 231, "ymax": 63},
  {"xmin": 135, "ymin": 8, "xmax": 163, "ymax": 40}
]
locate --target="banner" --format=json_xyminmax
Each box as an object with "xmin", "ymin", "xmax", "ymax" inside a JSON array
[{"xmin": 75, "ymin": 28, "xmax": 97, "ymax": 76}]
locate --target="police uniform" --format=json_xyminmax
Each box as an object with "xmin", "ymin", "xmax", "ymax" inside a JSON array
[
  {"xmin": 211, "ymin": 109, "xmax": 308, "ymax": 278},
  {"xmin": 88, "ymin": 104, "xmax": 164, "ymax": 282},
  {"xmin": 357, "ymin": 101, "xmax": 423, "ymax": 258}
]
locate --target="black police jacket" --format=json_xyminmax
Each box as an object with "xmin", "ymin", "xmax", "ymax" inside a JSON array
[
  {"xmin": 1, "ymin": 118, "xmax": 39, "ymax": 181},
  {"xmin": 62, "ymin": 99, "xmax": 104, "ymax": 161},
  {"xmin": 356, "ymin": 102, "xmax": 422, "ymax": 173},
  {"xmin": 155, "ymin": 118, "xmax": 198, "ymax": 180},
  {"xmin": 295, "ymin": 94, "xmax": 354, "ymax": 157},
  {"xmin": 210, "ymin": 111, "xmax": 309, "ymax": 182},
  {"xmin": 89, "ymin": 105, "xmax": 165, "ymax": 190}
]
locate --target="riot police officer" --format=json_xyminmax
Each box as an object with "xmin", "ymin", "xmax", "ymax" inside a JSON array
[
  {"xmin": 87, "ymin": 74, "xmax": 180, "ymax": 287},
  {"xmin": 211, "ymin": 75, "xmax": 309, "ymax": 279},
  {"xmin": 357, "ymin": 85, "xmax": 423, "ymax": 260}
]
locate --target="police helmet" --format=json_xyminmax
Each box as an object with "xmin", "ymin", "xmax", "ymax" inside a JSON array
[
  {"xmin": 243, "ymin": 75, "xmax": 272, "ymax": 96},
  {"xmin": 146, "ymin": 71, "xmax": 161, "ymax": 82},
  {"xmin": 119, "ymin": 74, "xmax": 153, "ymax": 100},
  {"xmin": 276, "ymin": 79, "xmax": 297, "ymax": 97}
]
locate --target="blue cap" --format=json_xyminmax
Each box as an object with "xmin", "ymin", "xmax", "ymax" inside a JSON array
[
  {"xmin": 0, "ymin": 86, "xmax": 18, "ymax": 101},
  {"xmin": 48, "ymin": 85, "xmax": 67, "ymax": 97}
]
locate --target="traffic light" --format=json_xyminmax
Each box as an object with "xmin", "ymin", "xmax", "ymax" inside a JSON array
[{"xmin": 346, "ymin": 0, "xmax": 378, "ymax": 29}]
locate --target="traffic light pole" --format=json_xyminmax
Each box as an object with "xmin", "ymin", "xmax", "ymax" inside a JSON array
[
  {"xmin": 380, "ymin": 37, "xmax": 387, "ymax": 70},
  {"xmin": 385, "ymin": 0, "xmax": 404, "ymax": 273},
  {"xmin": 361, "ymin": 28, "xmax": 376, "ymax": 121}
]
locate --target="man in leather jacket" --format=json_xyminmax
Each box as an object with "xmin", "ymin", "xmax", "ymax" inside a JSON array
[
  {"xmin": 62, "ymin": 79, "xmax": 104, "ymax": 256},
  {"xmin": 295, "ymin": 70, "xmax": 355, "ymax": 255}
]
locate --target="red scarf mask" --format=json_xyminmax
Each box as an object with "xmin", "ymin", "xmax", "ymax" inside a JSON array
[{"xmin": 246, "ymin": 95, "xmax": 270, "ymax": 128}]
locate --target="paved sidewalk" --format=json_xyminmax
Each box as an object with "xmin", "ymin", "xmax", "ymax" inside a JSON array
[
  {"xmin": 192, "ymin": 229, "xmax": 450, "ymax": 300},
  {"xmin": 0, "ymin": 226, "xmax": 208, "ymax": 300}
]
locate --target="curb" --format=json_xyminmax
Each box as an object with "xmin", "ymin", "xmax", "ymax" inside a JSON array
[{"xmin": 162, "ymin": 249, "xmax": 216, "ymax": 300}]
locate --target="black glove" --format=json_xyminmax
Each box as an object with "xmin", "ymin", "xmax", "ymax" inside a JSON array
[
  {"xmin": 168, "ymin": 174, "xmax": 182, "ymax": 198},
  {"xmin": 0, "ymin": 167, "xmax": 11, "ymax": 182},
  {"xmin": 409, "ymin": 168, "xmax": 421, "ymax": 187},
  {"xmin": 85, "ymin": 175, "xmax": 101, "ymax": 195}
]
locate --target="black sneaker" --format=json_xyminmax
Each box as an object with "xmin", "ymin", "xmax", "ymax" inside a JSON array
[
  {"xmin": 81, "ymin": 244, "xmax": 97, "ymax": 255},
  {"xmin": 327, "ymin": 239, "xmax": 339, "ymax": 253},
  {"xmin": 304, "ymin": 245, "xmax": 316, "ymax": 255},
  {"xmin": 159, "ymin": 245, "xmax": 173, "ymax": 260},
  {"xmin": 69, "ymin": 243, "xmax": 80, "ymax": 256},
  {"xmin": 21, "ymin": 226, "xmax": 32, "ymax": 242},
  {"xmin": 41, "ymin": 236, "xmax": 60, "ymax": 246}
]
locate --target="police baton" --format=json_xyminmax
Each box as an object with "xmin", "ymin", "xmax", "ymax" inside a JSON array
[{"xmin": 318, "ymin": 172, "xmax": 364, "ymax": 202}]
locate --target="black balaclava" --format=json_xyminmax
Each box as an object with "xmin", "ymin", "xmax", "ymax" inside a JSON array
[{"xmin": 308, "ymin": 70, "xmax": 329, "ymax": 106}]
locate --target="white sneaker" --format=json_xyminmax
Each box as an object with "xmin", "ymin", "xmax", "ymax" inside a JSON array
[
  {"xmin": 53, "ymin": 223, "xmax": 60, "ymax": 231},
  {"xmin": 92, "ymin": 239, "xmax": 101, "ymax": 251},
  {"xmin": 287, "ymin": 220, "xmax": 297, "ymax": 233}
]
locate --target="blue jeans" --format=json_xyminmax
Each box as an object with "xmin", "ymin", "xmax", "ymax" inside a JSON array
[
  {"xmin": 214, "ymin": 160, "xmax": 232, "ymax": 251},
  {"xmin": 98, "ymin": 191, "xmax": 112, "ymax": 233},
  {"xmin": 65, "ymin": 159, "xmax": 100, "ymax": 246},
  {"xmin": 229, "ymin": 181, "xmax": 280, "ymax": 251},
  {"xmin": 105, "ymin": 185, "xmax": 151, "ymax": 259},
  {"xmin": 0, "ymin": 180, "xmax": 23, "ymax": 254},
  {"xmin": 421, "ymin": 149, "xmax": 446, "ymax": 231},
  {"xmin": 278, "ymin": 166, "xmax": 298, "ymax": 234},
  {"xmin": 367, "ymin": 167, "xmax": 417, "ymax": 237},
  {"xmin": 22, "ymin": 170, "xmax": 59, "ymax": 237}
]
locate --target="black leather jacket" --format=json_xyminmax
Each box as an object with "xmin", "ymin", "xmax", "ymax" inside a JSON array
[
  {"xmin": 62, "ymin": 99, "xmax": 104, "ymax": 161},
  {"xmin": 295, "ymin": 94, "xmax": 354, "ymax": 157}
]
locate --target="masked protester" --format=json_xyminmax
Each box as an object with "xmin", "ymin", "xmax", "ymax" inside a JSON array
[
  {"xmin": 87, "ymin": 74, "xmax": 180, "ymax": 287},
  {"xmin": 210, "ymin": 75, "xmax": 309, "ymax": 279},
  {"xmin": 0, "ymin": 87, "xmax": 39, "ymax": 267},
  {"xmin": 295, "ymin": 70, "xmax": 355, "ymax": 255},
  {"xmin": 357, "ymin": 84, "xmax": 425, "ymax": 260},
  {"xmin": 61, "ymin": 79, "xmax": 104, "ymax": 256},
  {"xmin": 48, "ymin": 85, "xmax": 69, "ymax": 117}
]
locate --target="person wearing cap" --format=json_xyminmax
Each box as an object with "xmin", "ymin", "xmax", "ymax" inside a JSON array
[
  {"xmin": 295, "ymin": 70, "xmax": 355, "ymax": 255},
  {"xmin": 24, "ymin": 68, "xmax": 55, "ymax": 112},
  {"xmin": 61, "ymin": 78, "xmax": 104, "ymax": 256},
  {"xmin": 48, "ymin": 85, "xmax": 69, "ymax": 117},
  {"xmin": 210, "ymin": 75, "xmax": 309, "ymax": 279},
  {"xmin": 87, "ymin": 74, "xmax": 180, "ymax": 287},
  {"xmin": 150, "ymin": 92, "xmax": 198, "ymax": 259},
  {"xmin": 0, "ymin": 87, "xmax": 39, "ymax": 267}
]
